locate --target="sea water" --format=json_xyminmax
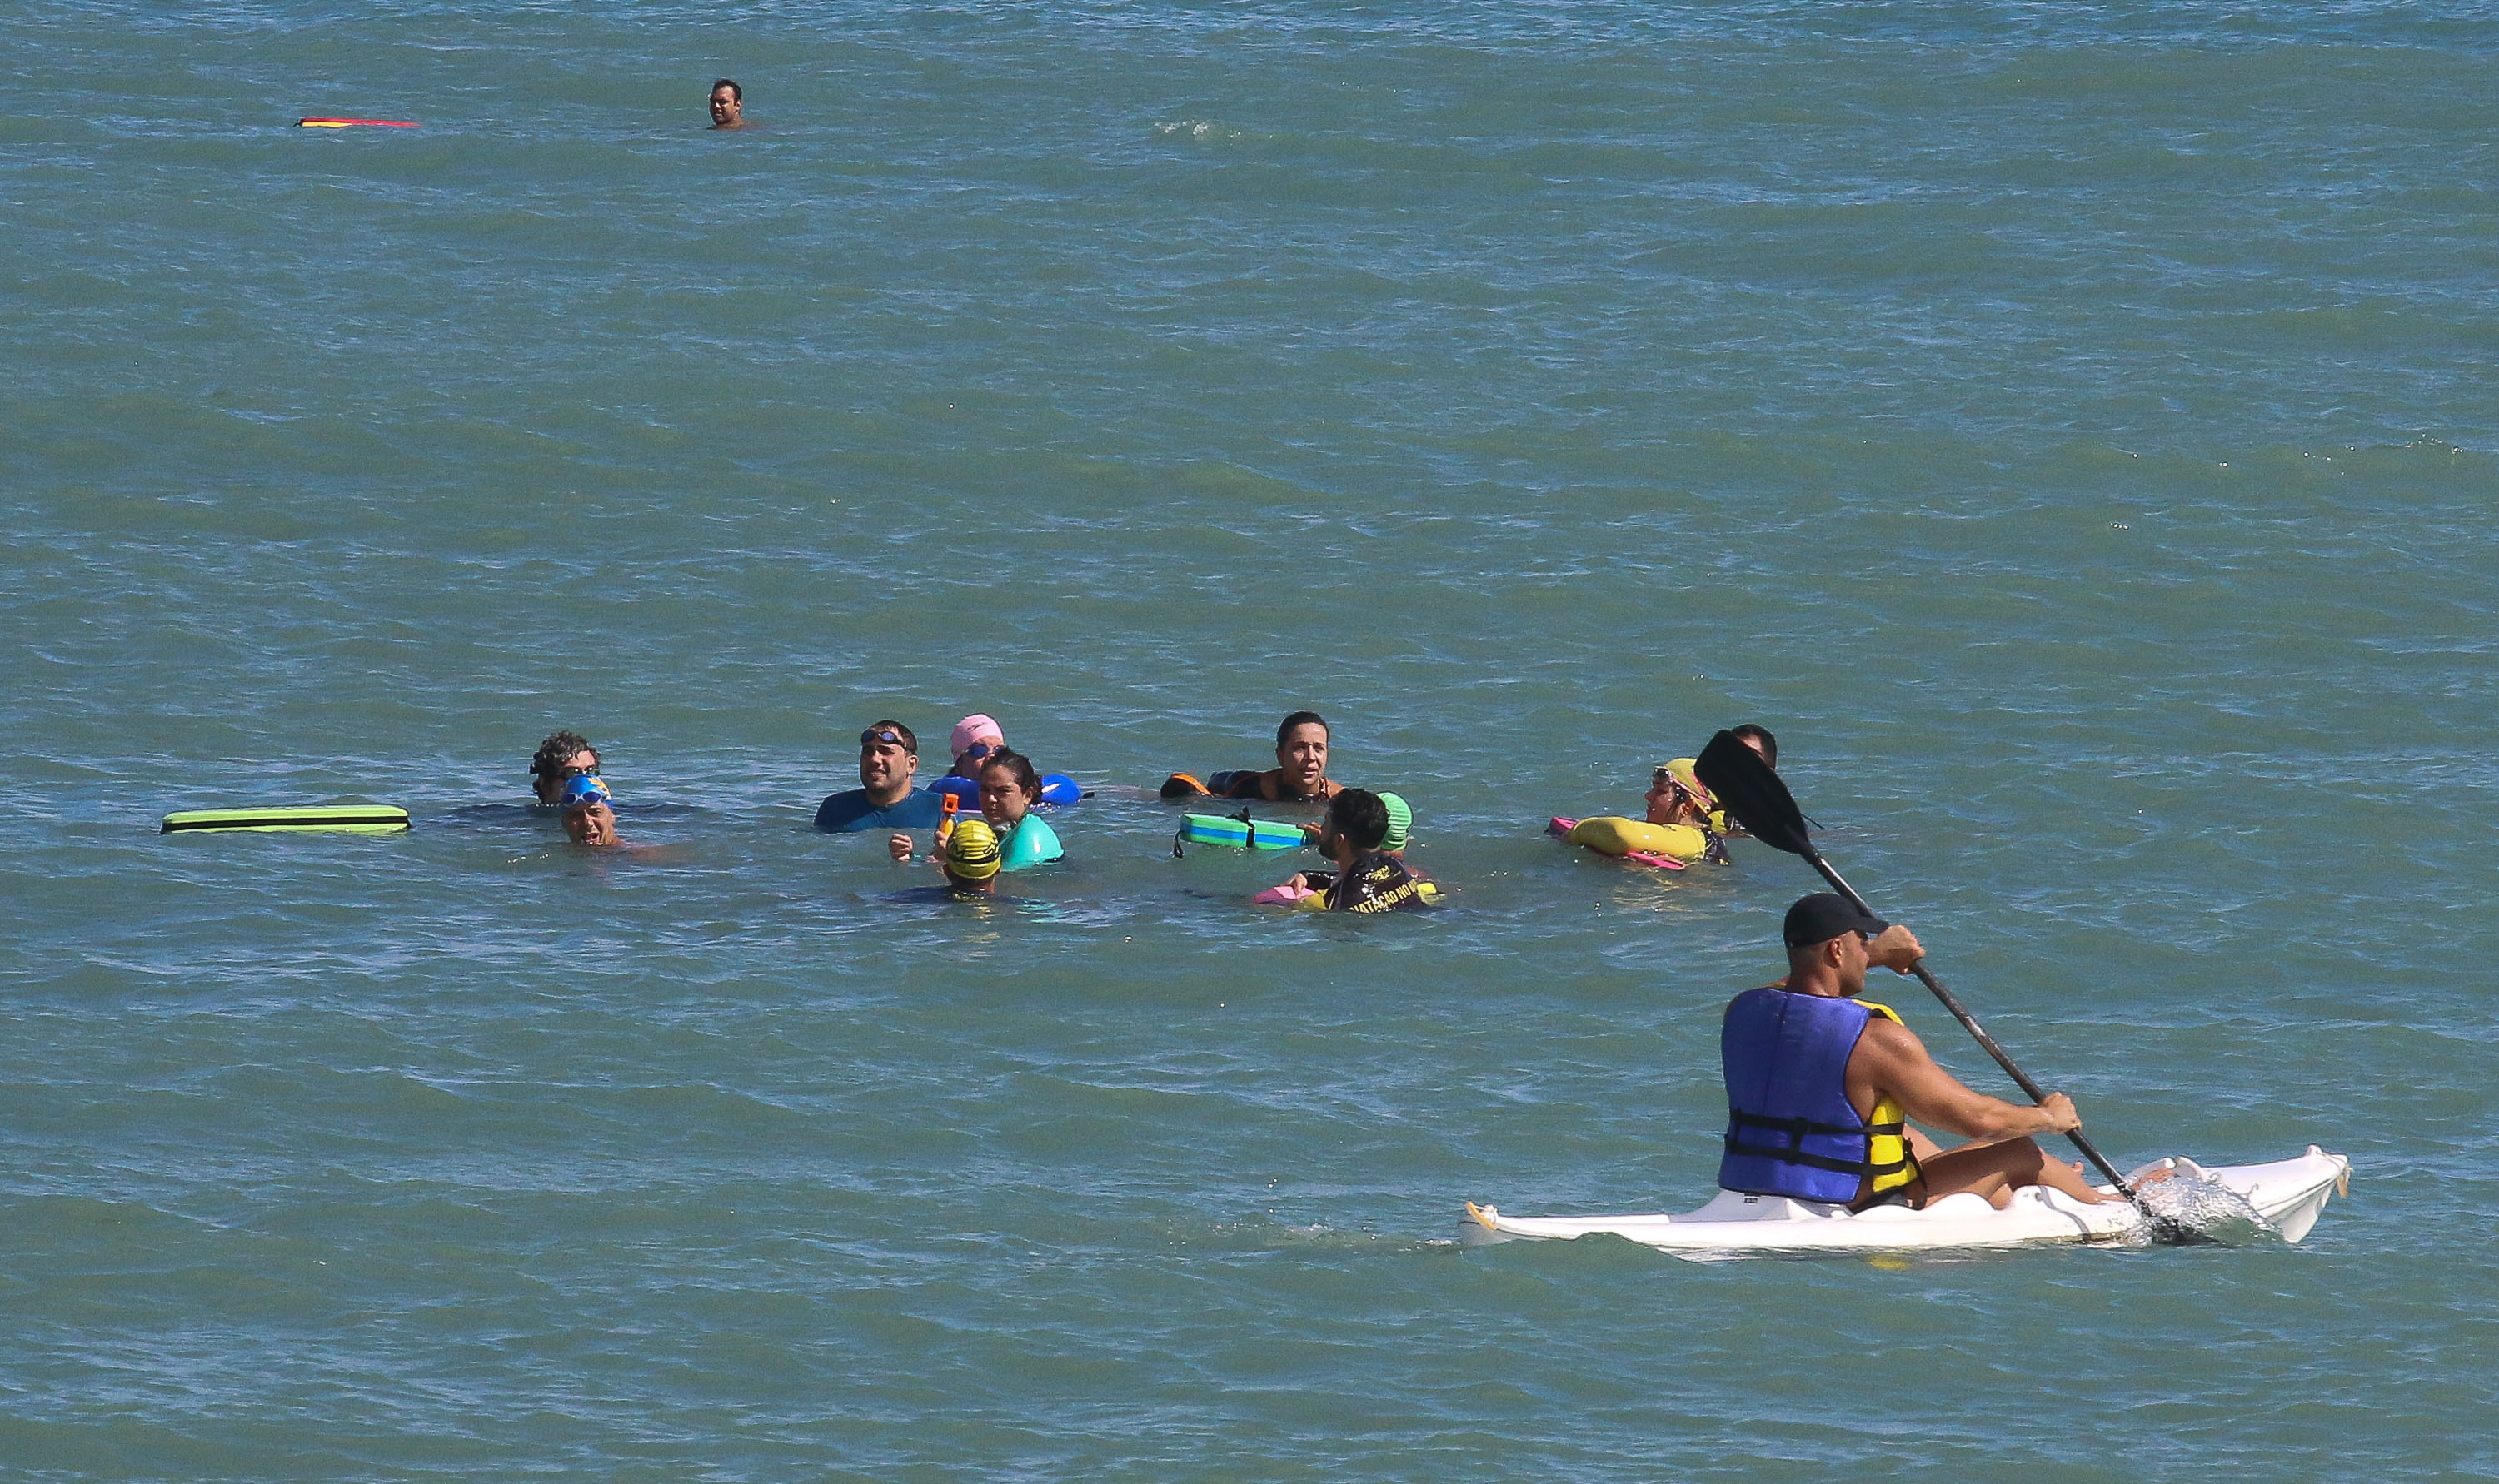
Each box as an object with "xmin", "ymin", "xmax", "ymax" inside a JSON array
[{"xmin": 4, "ymin": 2, "xmax": 2495, "ymax": 1477}]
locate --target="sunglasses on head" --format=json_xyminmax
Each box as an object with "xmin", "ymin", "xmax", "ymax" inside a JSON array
[{"xmin": 860, "ymin": 728, "xmax": 909, "ymax": 749}]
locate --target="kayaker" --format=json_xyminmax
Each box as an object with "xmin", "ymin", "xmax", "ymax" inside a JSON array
[{"xmin": 1719, "ymin": 894, "xmax": 2123, "ymax": 1213}]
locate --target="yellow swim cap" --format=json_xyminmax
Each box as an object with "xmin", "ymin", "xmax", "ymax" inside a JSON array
[
  {"xmin": 1659, "ymin": 757, "xmax": 1713, "ymax": 807},
  {"xmin": 946, "ymin": 818, "xmax": 1003, "ymax": 881}
]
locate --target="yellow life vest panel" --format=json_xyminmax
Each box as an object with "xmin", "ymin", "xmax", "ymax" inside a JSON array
[{"xmin": 1858, "ymin": 1000, "xmax": 1920, "ymax": 1196}]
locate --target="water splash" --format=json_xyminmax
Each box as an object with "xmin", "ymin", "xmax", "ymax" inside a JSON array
[{"xmin": 2128, "ymin": 1160, "xmax": 2284, "ymax": 1247}]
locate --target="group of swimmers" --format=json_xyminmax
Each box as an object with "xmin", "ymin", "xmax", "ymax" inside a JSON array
[
  {"xmin": 523, "ymin": 710, "xmax": 1779, "ymax": 913},
  {"xmin": 530, "ymin": 710, "xmax": 2120, "ymax": 1215}
]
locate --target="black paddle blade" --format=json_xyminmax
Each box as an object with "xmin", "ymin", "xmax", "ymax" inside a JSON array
[{"xmin": 1695, "ymin": 730, "xmax": 1815, "ymax": 857}]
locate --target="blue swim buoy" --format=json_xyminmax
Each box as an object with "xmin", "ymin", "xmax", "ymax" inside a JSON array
[{"xmin": 930, "ymin": 774, "xmax": 1082, "ymax": 807}]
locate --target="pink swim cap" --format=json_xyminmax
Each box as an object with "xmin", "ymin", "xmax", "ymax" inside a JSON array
[{"xmin": 950, "ymin": 714, "xmax": 1005, "ymax": 756}]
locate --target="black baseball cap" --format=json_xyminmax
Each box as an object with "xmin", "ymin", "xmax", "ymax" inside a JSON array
[{"xmin": 1783, "ymin": 893, "xmax": 1888, "ymax": 949}]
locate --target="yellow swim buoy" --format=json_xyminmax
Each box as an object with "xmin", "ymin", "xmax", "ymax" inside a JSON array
[{"xmin": 1566, "ymin": 815, "xmax": 1708, "ymax": 864}]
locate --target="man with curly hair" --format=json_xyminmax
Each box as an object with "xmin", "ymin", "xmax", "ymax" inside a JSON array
[{"xmin": 530, "ymin": 731, "xmax": 600, "ymax": 808}]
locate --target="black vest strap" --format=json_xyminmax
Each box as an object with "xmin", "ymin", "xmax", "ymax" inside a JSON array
[{"xmin": 1723, "ymin": 1109, "xmax": 1910, "ymax": 1179}]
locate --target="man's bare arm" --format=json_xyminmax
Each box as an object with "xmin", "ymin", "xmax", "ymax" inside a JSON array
[{"xmin": 1851, "ymin": 1018, "xmax": 2079, "ymax": 1143}]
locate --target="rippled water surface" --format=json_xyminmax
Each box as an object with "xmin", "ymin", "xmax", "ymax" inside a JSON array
[{"xmin": 6, "ymin": 2, "xmax": 2496, "ymax": 1477}]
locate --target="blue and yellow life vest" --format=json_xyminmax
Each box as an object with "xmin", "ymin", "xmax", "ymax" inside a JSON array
[{"xmin": 1718, "ymin": 987, "xmax": 1919, "ymax": 1203}]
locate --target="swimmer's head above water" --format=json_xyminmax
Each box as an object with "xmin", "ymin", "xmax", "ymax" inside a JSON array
[
  {"xmin": 709, "ymin": 78, "xmax": 744, "ymax": 129},
  {"xmin": 1376, "ymin": 791, "xmax": 1412, "ymax": 854},
  {"xmin": 1645, "ymin": 758, "xmax": 1713, "ymax": 829},
  {"xmin": 561, "ymin": 774, "xmax": 620, "ymax": 846},
  {"xmin": 857, "ymin": 720, "xmax": 919, "ymax": 805},
  {"xmin": 531, "ymin": 730, "xmax": 599, "ymax": 807},
  {"xmin": 950, "ymin": 714, "xmax": 1005, "ymax": 778},
  {"xmin": 1274, "ymin": 710, "xmax": 1329, "ymax": 798},
  {"xmin": 943, "ymin": 818, "xmax": 1002, "ymax": 891},
  {"xmin": 976, "ymin": 748, "xmax": 1041, "ymax": 829}
]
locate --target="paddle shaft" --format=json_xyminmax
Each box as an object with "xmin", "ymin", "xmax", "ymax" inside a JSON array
[{"xmin": 1802, "ymin": 854, "xmax": 2142, "ymax": 1204}]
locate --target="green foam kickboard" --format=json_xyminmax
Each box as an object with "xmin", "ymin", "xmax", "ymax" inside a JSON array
[
  {"xmin": 1180, "ymin": 813, "xmax": 1310, "ymax": 850},
  {"xmin": 162, "ymin": 804, "xmax": 411, "ymax": 834}
]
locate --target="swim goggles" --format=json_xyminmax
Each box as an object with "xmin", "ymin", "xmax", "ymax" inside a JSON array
[
  {"xmin": 860, "ymin": 728, "xmax": 910, "ymax": 749},
  {"xmin": 1651, "ymin": 767, "xmax": 1712, "ymax": 809},
  {"xmin": 961, "ymin": 741, "xmax": 1000, "ymax": 764},
  {"xmin": 560, "ymin": 775, "xmax": 612, "ymax": 807}
]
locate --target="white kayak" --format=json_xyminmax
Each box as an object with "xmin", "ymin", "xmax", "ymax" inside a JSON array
[{"xmin": 1463, "ymin": 1146, "xmax": 2349, "ymax": 1257}]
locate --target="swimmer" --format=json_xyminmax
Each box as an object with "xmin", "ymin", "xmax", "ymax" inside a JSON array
[
  {"xmin": 708, "ymin": 78, "xmax": 745, "ymax": 130},
  {"xmin": 945, "ymin": 714, "xmax": 1008, "ymax": 780},
  {"xmin": 1644, "ymin": 758, "xmax": 1717, "ymax": 832},
  {"xmin": 530, "ymin": 730, "xmax": 600, "ymax": 808},
  {"xmin": 816, "ymin": 720, "xmax": 946, "ymax": 833},
  {"xmin": 941, "ymin": 818, "xmax": 1003, "ymax": 894},
  {"xmin": 1713, "ymin": 724, "xmax": 1776, "ymax": 838},
  {"xmin": 1377, "ymin": 791, "xmax": 1414, "ymax": 859},
  {"xmin": 560, "ymin": 775, "xmax": 621, "ymax": 846},
  {"xmin": 1164, "ymin": 710, "xmax": 1344, "ymax": 804},
  {"xmin": 891, "ymin": 747, "xmax": 1062, "ymax": 869},
  {"xmin": 1274, "ymin": 789, "xmax": 1438, "ymax": 913},
  {"xmin": 1639, "ymin": 756, "xmax": 1734, "ymax": 861}
]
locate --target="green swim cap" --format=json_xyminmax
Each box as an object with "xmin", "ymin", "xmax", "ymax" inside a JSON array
[{"xmin": 1377, "ymin": 791, "xmax": 1412, "ymax": 851}]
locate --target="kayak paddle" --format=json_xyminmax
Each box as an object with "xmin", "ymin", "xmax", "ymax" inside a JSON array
[{"xmin": 1693, "ymin": 730, "xmax": 2189, "ymax": 1242}]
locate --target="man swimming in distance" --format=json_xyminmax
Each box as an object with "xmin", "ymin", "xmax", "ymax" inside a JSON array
[{"xmin": 708, "ymin": 78, "xmax": 746, "ymax": 130}]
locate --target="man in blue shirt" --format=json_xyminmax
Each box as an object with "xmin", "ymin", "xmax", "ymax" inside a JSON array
[{"xmin": 816, "ymin": 720, "xmax": 948, "ymax": 832}]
